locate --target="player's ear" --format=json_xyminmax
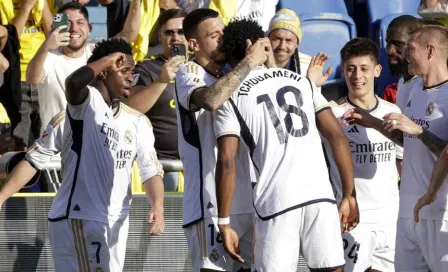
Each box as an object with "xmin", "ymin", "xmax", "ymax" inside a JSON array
[
  {"xmin": 374, "ymin": 64, "xmax": 382, "ymax": 78},
  {"xmin": 99, "ymin": 70, "xmax": 107, "ymax": 80},
  {"xmin": 188, "ymin": 38, "xmax": 199, "ymax": 52}
]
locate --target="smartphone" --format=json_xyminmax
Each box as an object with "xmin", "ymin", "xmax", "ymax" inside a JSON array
[
  {"xmin": 52, "ymin": 13, "xmax": 69, "ymax": 33},
  {"xmin": 170, "ymin": 44, "xmax": 187, "ymax": 58}
]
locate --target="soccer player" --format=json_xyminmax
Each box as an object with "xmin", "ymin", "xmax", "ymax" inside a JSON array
[
  {"xmin": 385, "ymin": 15, "xmax": 422, "ymax": 112},
  {"xmin": 0, "ymin": 38, "xmax": 165, "ymax": 272},
  {"xmin": 323, "ymin": 38, "xmax": 402, "ymax": 272},
  {"xmin": 176, "ymin": 9, "xmax": 271, "ymax": 271},
  {"xmin": 342, "ymin": 26, "xmax": 448, "ymax": 271},
  {"xmin": 214, "ymin": 19, "xmax": 358, "ymax": 272}
]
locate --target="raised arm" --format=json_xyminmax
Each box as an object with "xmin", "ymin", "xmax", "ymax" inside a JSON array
[
  {"xmin": 317, "ymin": 108, "xmax": 359, "ymax": 232},
  {"xmin": 27, "ymin": 26, "xmax": 70, "ymax": 84},
  {"xmin": 65, "ymin": 52, "xmax": 125, "ymax": 105},
  {"xmin": 11, "ymin": 0, "xmax": 37, "ymax": 36},
  {"xmin": 114, "ymin": 0, "xmax": 141, "ymax": 42},
  {"xmin": 0, "ymin": 25, "xmax": 9, "ymax": 72},
  {"xmin": 41, "ymin": 0, "xmax": 53, "ymax": 35},
  {"xmin": 191, "ymin": 39, "xmax": 270, "ymax": 112}
]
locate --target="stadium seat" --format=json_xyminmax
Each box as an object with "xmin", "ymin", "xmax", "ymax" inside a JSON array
[
  {"xmin": 299, "ymin": 13, "xmax": 356, "ymax": 81},
  {"xmin": 277, "ymin": 0, "xmax": 348, "ymax": 15},
  {"xmin": 86, "ymin": 6, "xmax": 107, "ymax": 43},
  {"xmin": 367, "ymin": 0, "xmax": 420, "ymax": 39}
]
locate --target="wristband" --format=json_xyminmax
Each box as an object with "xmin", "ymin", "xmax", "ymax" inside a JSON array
[{"xmin": 218, "ymin": 217, "xmax": 230, "ymax": 225}]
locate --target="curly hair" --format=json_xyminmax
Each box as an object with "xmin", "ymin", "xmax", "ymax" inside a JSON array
[
  {"xmin": 340, "ymin": 37, "xmax": 380, "ymax": 65},
  {"xmin": 87, "ymin": 38, "xmax": 133, "ymax": 64},
  {"xmin": 222, "ymin": 19, "xmax": 265, "ymax": 62}
]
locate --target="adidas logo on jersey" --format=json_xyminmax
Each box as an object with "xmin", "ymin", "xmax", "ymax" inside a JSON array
[
  {"xmin": 348, "ymin": 125, "xmax": 360, "ymax": 133},
  {"xmin": 73, "ymin": 204, "xmax": 81, "ymax": 211},
  {"xmin": 207, "ymin": 202, "xmax": 214, "ymax": 209},
  {"xmin": 407, "ymin": 100, "xmax": 411, "ymax": 107}
]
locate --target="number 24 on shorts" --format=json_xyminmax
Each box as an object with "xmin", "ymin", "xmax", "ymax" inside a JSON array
[{"xmin": 343, "ymin": 238, "xmax": 360, "ymax": 263}]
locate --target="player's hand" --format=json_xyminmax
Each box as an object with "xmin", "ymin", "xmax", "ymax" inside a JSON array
[
  {"xmin": 382, "ymin": 113, "xmax": 423, "ymax": 136},
  {"xmin": 218, "ymin": 225, "xmax": 245, "ymax": 264},
  {"xmin": 158, "ymin": 55, "xmax": 185, "ymax": 83},
  {"xmin": 147, "ymin": 207, "xmax": 165, "ymax": 235},
  {"xmin": 0, "ymin": 53, "xmax": 9, "ymax": 73},
  {"xmin": 44, "ymin": 26, "xmax": 70, "ymax": 50},
  {"xmin": 414, "ymin": 192, "xmax": 437, "ymax": 222},
  {"xmin": 306, "ymin": 52, "xmax": 332, "ymax": 87},
  {"xmin": 338, "ymin": 196, "xmax": 359, "ymax": 233},
  {"xmin": 245, "ymin": 38, "xmax": 270, "ymax": 68},
  {"xmin": 257, "ymin": 37, "xmax": 276, "ymax": 68},
  {"xmin": 107, "ymin": 52, "xmax": 126, "ymax": 72},
  {"xmin": 341, "ymin": 107, "xmax": 376, "ymax": 128}
]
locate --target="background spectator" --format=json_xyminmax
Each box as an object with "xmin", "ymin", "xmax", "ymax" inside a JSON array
[
  {"xmin": 0, "ymin": 0, "xmax": 53, "ymax": 151},
  {"xmin": 129, "ymin": 9, "xmax": 187, "ymax": 192},
  {"xmin": 419, "ymin": 0, "xmax": 448, "ymax": 26}
]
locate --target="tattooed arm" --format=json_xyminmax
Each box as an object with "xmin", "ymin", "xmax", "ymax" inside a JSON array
[
  {"xmin": 191, "ymin": 57, "xmax": 254, "ymax": 111},
  {"xmin": 417, "ymin": 129, "xmax": 448, "ymax": 157}
]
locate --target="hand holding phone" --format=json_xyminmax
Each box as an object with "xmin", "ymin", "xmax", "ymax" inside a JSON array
[{"xmin": 170, "ymin": 44, "xmax": 187, "ymax": 58}]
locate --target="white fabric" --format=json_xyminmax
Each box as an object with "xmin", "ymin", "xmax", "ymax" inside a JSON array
[
  {"xmin": 184, "ymin": 214, "xmax": 253, "ymax": 272},
  {"xmin": 49, "ymin": 217, "xmax": 130, "ymax": 272},
  {"xmin": 395, "ymin": 217, "xmax": 448, "ymax": 272},
  {"xmin": 400, "ymin": 80, "xmax": 448, "ymax": 220},
  {"xmin": 38, "ymin": 44, "xmax": 95, "ymax": 134},
  {"xmin": 40, "ymin": 87, "xmax": 163, "ymax": 223},
  {"xmin": 395, "ymin": 76, "xmax": 421, "ymax": 113},
  {"xmin": 214, "ymin": 67, "xmax": 333, "ymax": 219},
  {"xmin": 298, "ymin": 52, "xmax": 322, "ymax": 93},
  {"xmin": 323, "ymin": 97, "xmax": 401, "ymax": 226},
  {"xmin": 253, "ymin": 202, "xmax": 344, "ymax": 271},
  {"xmin": 184, "ymin": 0, "xmax": 279, "ymax": 31},
  {"xmin": 342, "ymin": 224, "xmax": 396, "ymax": 272},
  {"xmin": 174, "ymin": 61, "xmax": 253, "ymax": 227}
]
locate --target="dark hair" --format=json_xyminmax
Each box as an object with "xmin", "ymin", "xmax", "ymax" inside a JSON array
[
  {"xmin": 183, "ymin": 8, "xmax": 219, "ymax": 39},
  {"xmin": 87, "ymin": 38, "xmax": 133, "ymax": 64},
  {"xmin": 340, "ymin": 37, "xmax": 380, "ymax": 64},
  {"xmin": 148, "ymin": 9, "xmax": 187, "ymax": 47},
  {"xmin": 387, "ymin": 15, "xmax": 421, "ymax": 35},
  {"xmin": 222, "ymin": 19, "xmax": 264, "ymax": 62},
  {"xmin": 57, "ymin": 2, "xmax": 89, "ymax": 21}
]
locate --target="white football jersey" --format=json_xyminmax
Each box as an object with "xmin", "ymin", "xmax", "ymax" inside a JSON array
[
  {"xmin": 214, "ymin": 67, "xmax": 334, "ymax": 219},
  {"xmin": 395, "ymin": 76, "xmax": 421, "ymax": 112},
  {"xmin": 322, "ymin": 97, "xmax": 402, "ymax": 226},
  {"xmin": 26, "ymin": 87, "xmax": 163, "ymax": 223},
  {"xmin": 175, "ymin": 61, "xmax": 253, "ymax": 227},
  {"xmin": 401, "ymin": 80, "xmax": 448, "ymax": 220}
]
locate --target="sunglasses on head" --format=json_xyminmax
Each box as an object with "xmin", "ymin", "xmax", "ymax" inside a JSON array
[{"xmin": 164, "ymin": 29, "xmax": 184, "ymax": 36}]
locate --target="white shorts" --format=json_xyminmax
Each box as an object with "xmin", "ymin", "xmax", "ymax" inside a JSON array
[
  {"xmin": 395, "ymin": 217, "xmax": 448, "ymax": 272},
  {"xmin": 184, "ymin": 213, "xmax": 253, "ymax": 272},
  {"xmin": 342, "ymin": 224, "xmax": 396, "ymax": 272},
  {"xmin": 253, "ymin": 201, "xmax": 345, "ymax": 272},
  {"xmin": 48, "ymin": 217, "xmax": 129, "ymax": 272}
]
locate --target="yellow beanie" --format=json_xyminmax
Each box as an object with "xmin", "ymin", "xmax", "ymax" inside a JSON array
[{"xmin": 267, "ymin": 8, "xmax": 303, "ymax": 43}]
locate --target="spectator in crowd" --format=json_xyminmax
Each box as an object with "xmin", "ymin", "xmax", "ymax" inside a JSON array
[
  {"xmin": 419, "ymin": 0, "xmax": 448, "ymax": 26},
  {"xmin": 26, "ymin": 1, "xmax": 140, "ymax": 135},
  {"xmin": 266, "ymin": 9, "xmax": 323, "ymax": 92},
  {"xmin": 0, "ymin": 0, "xmax": 53, "ymax": 151},
  {"xmin": 0, "ymin": 24, "xmax": 19, "ymax": 155},
  {"xmin": 129, "ymin": 9, "xmax": 187, "ymax": 192},
  {"xmin": 383, "ymin": 15, "xmax": 421, "ymax": 109}
]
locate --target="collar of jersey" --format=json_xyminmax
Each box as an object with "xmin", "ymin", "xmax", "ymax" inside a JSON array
[
  {"xmin": 192, "ymin": 60, "xmax": 223, "ymax": 78},
  {"xmin": 423, "ymin": 78, "xmax": 448, "ymax": 91},
  {"xmin": 346, "ymin": 96, "xmax": 379, "ymax": 113},
  {"xmin": 110, "ymin": 99, "xmax": 122, "ymax": 119}
]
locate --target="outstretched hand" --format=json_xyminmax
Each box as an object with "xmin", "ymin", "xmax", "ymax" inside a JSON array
[{"xmin": 307, "ymin": 52, "xmax": 332, "ymax": 87}]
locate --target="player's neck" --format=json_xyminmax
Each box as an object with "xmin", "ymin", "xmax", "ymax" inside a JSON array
[
  {"xmin": 195, "ymin": 54, "xmax": 222, "ymax": 76},
  {"xmin": 62, "ymin": 45, "xmax": 85, "ymax": 58},
  {"xmin": 421, "ymin": 65, "xmax": 448, "ymax": 88},
  {"xmin": 348, "ymin": 92, "xmax": 377, "ymax": 111},
  {"xmin": 276, "ymin": 59, "xmax": 288, "ymax": 69}
]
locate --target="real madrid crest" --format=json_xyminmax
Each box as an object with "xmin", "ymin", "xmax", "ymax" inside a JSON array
[
  {"xmin": 426, "ymin": 101, "xmax": 435, "ymax": 116},
  {"xmin": 210, "ymin": 248, "xmax": 219, "ymax": 262},
  {"xmin": 124, "ymin": 130, "xmax": 133, "ymax": 144}
]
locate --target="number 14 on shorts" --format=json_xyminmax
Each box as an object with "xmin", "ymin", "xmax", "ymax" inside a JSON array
[{"xmin": 343, "ymin": 238, "xmax": 360, "ymax": 263}]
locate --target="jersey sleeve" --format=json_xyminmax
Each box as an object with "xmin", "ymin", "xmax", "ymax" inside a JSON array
[
  {"xmin": 214, "ymin": 98, "xmax": 241, "ymax": 140},
  {"xmin": 135, "ymin": 116, "xmax": 164, "ymax": 182},
  {"xmin": 309, "ymin": 79, "xmax": 331, "ymax": 113},
  {"xmin": 175, "ymin": 62, "xmax": 207, "ymax": 111},
  {"xmin": 25, "ymin": 112, "xmax": 65, "ymax": 170},
  {"xmin": 66, "ymin": 86, "xmax": 99, "ymax": 120}
]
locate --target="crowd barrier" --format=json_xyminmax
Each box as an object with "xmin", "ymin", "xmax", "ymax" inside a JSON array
[{"xmin": 0, "ymin": 153, "xmax": 310, "ymax": 271}]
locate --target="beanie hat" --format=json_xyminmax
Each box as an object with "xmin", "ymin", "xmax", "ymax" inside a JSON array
[{"xmin": 267, "ymin": 8, "xmax": 303, "ymax": 43}]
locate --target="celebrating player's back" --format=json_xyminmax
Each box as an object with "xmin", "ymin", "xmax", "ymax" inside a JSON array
[{"xmin": 214, "ymin": 20, "xmax": 358, "ymax": 272}]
